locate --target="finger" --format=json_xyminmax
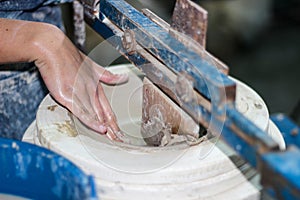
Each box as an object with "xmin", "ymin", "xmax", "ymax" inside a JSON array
[
  {"xmin": 71, "ymin": 59, "xmax": 113, "ymax": 135},
  {"xmin": 96, "ymin": 67, "xmax": 129, "ymax": 85},
  {"xmin": 85, "ymin": 80, "xmax": 105, "ymax": 123},
  {"xmin": 80, "ymin": 53, "xmax": 129, "ymax": 85},
  {"xmin": 72, "ymin": 94, "xmax": 107, "ymax": 134},
  {"xmin": 107, "ymin": 126, "xmax": 123, "ymax": 142},
  {"xmin": 72, "ymin": 84, "xmax": 107, "ymax": 134},
  {"xmin": 96, "ymin": 84, "xmax": 122, "ymax": 140}
]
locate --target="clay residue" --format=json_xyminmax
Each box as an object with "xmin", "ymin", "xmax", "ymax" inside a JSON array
[
  {"xmin": 55, "ymin": 120, "xmax": 78, "ymax": 137},
  {"xmin": 142, "ymin": 78, "xmax": 203, "ymax": 147},
  {"xmin": 142, "ymin": 118, "xmax": 206, "ymax": 147},
  {"xmin": 47, "ymin": 105, "xmax": 58, "ymax": 112},
  {"xmin": 141, "ymin": 113, "xmax": 172, "ymax": 146}
]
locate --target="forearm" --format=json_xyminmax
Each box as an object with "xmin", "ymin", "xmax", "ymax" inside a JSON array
[{"xmin": 0, "ymin": 18, "xmax": 61, "ymax": 64}]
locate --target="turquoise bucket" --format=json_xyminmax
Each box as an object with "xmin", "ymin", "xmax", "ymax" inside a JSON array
[{"xmin": 0, "ymin": 138, "xmax": 98, "ymax": 199}]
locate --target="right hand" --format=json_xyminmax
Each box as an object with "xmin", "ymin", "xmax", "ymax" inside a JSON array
[{"xmin": 0, "ymin": 19, "xmax": 129, "ymax": 140}]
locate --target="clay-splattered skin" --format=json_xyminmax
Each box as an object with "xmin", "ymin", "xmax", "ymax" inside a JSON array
[{"xmin": 0, "ymin": 18, "xmax": 129, "ymax": 140}]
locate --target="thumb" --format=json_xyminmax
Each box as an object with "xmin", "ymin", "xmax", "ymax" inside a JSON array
[{"xmin": 98, "ymin": 68, "xmax": 129, "ymax": 85}]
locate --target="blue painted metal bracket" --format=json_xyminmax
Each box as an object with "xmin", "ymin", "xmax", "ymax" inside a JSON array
[
  {"xmin": 80, "ymin": 0, "xmax": 300, "ymax": 199},
  {"xmin": 260, "ymin": 147, "xmax": 300, "ymax": 199},
  {"xmin": 271, "ymin": 114, "xmax": 300, "ymax": 148}
]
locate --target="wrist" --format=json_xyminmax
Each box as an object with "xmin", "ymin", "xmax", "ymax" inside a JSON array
[
  {"xmin": 0, "ymin": 19, "xmax": 64, "ymax": 65},
  {"xmin": 29, "ymin": 22, "xmax": 65, "ymax": 65}
]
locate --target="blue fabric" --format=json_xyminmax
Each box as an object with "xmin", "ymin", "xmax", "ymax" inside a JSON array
[
  {"xmin": 0, "ymin": 64, "xmax": 48, "ymax": 140},
  {"xmin": 0, "ymin": 3, "xmax": 67, "ymax": 30},
  {"xmin": 0, "ymin": 0, "xmax": 45, "ymax": 11},
  {"xmin": 0, "ymin": 0, "xmax": 72, "ymax": 11},
  {"xmin": 0, "ymin": 0, "xmax": 72, "ymax": 139}
]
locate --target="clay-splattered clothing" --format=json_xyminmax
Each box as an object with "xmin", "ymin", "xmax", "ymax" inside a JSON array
[{"xmin": 0, "ymin": 0, "xmax": 71, "ymax": 139}]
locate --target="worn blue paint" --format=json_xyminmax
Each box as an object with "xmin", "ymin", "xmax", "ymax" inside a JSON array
[
  {"xmin": 0, "ymin": 138, "xmax": 97, "ymax": 199},
  {"xmin": 271, "ymin": 114, "xmax": 300, "ymax": 148},
  {"xmin": 261, "ymin": 148, "xmax": 300, "ymax": 199},
  {"xmin": 205, "ymin": 110, "xmax": 259, "ymax": 167},
  {"xmin": 92, "ymin": 16, "xmax": 149, "ymax": 67},
  {"xmin": 99, "ymin": 0, "xmax": 236, "ymax": 104},
  {"xmin": 222, "ymin": 121, "xmax": 258, "ymax": 167},
  {"xmin": 198, "ymin": 106, "xmax": 277, "ymax": 168},
  {"xmin": 227, "ymin": 108, "xmax": 279, "ymax": 149},
  {"xmin": 92, "ymin": 14, "xmax": 115, "ymax": 40}
]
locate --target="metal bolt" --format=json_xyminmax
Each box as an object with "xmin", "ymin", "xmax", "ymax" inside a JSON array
[
  {"xmin": 175, "ymin": 71, "xmax": 195, "ymax": 104},
  {"xmin": 291, "ymin": 128, "xmax": 299, "ymax": 136},
  {"xmin": 122, "ymin": 29, "xmax": 137, "ymax": 55}
]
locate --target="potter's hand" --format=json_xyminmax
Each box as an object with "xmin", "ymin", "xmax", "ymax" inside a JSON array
[{"xmin": 0, "ymin": 18, "xmax": 128, "ymax": 140}]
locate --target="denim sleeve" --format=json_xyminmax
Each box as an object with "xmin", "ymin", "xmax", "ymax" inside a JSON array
[
  {"xmin": 0, "ymin": 0, "xmax": 73, "ymax": 30},
  {"xmin": 0, "ymin": 5, "xmax": 65, "ymax": 30},
  {"xmin": 0, "ymin": 64, "xmax": 49, "ymax": 140},
  {"xmin": 0, "ymin": 0, "xmax": 73, "ymax": 11}
]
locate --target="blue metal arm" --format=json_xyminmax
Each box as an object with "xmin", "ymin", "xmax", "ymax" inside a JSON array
[{"xmin": 271, "ymin": 114, "xmax": 300, "ymax": 148}]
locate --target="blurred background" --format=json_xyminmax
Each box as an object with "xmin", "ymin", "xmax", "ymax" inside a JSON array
[{"xmin": 62, "ymin": 0, "xmax": 300, "ymax": 122}]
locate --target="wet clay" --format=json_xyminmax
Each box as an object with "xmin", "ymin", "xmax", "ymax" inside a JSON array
[{"xmin": 142, "ymin": 78, "xmax": 202, "ymax": 146}]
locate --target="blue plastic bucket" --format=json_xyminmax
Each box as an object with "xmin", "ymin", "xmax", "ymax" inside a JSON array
[{"xmin": 0, "ymin": 138, "xmax": 98, "ymax": 199}]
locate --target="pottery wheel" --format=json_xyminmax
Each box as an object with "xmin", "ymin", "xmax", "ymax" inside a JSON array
[{"xmin": 23, "ymin": 64, "xmax": 285, "ymax": 200}]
